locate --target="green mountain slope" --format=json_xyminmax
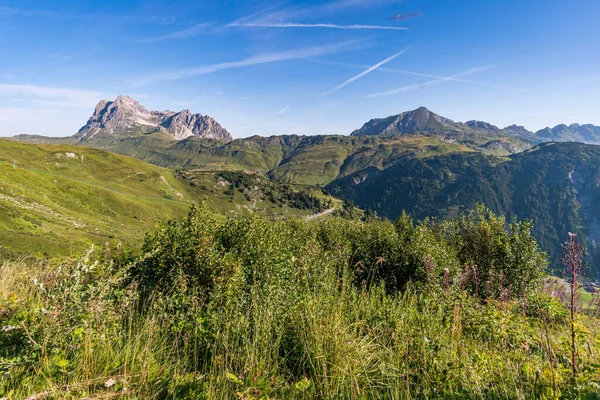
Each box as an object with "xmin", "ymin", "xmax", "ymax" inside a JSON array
[
  {"xmin": 51, "ymin": 133, "xmax": 473, "ymax": 186},
  {"xmin": 0, "ymin": 139, "xmax": 338, "ymax": 257},
  {"xmin": 328, "ymin": 142, "xmax": 600, "ymax": 277}
]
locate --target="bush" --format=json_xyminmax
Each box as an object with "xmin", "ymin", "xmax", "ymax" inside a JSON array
[
  {"xmin": 2, "ymin": 205, "xmax": 598, "ymax": 399},
  {"xmin": 439, "ymin": 204, "xmax": 547, "ymax": 298},
  {"xmin": 133, "ymin": 205, "xmax": 223, "ymax": 299}
]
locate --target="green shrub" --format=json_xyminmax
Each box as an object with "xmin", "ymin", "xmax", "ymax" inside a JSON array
[
  {"xmin": 2, "ymin": 206, "xmax": 598, "ymax": 399},
  {"xmin": 133, "ymin": 205, "xmax": 222, "ymax": 298},
  {"xmin": 439, "ymin": 204, "xmax": 547, "ymax": 298}
]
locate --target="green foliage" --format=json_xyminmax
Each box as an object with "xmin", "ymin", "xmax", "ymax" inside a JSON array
[
  {"xmin": 134, "ymin": 205, "xmax": 221, "ymax": 296},
  {"xmin": 440, "ymin": 205, "xmax": 547, "ymax": 298},
  {"xmin": 1, "ymin": 207, "xmax": 599, "ymax": 399},
  {"xmin": 215, "ymin": 170, "xmax": 330, "ymax": 212}
]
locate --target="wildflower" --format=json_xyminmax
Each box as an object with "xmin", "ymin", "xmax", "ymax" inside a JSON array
[
  {"xmin": 1, "ymin": 325, "xmax": 18, "ymax": 332},
  {"xmin": 443, "ymin": 268, "xmax": 450, "ymax": 291},
  {"xmin": 104, "ymin": 378, "xmax": 117, "ymax": 388}
]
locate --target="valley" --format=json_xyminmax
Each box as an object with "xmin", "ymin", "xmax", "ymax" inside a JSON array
[{"xmin": 7, "ymin": 97, "xmax": 600, "ymax": 279}]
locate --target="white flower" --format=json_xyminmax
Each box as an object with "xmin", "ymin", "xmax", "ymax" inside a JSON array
[{"xmin": 104, "ymin": 378, "xmax": 117, "ymax": 388}]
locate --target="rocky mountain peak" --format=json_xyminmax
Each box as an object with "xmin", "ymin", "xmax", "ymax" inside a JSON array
[
  {"xmin": 350, "ymin": 106, "xmax": 457, "ymax": 137},
  {"xmin": 505, "ymin": 124, "xmax": 529, "ymax": 132},
  {"xmin": 77, "ymin": 96, "xmax": 232, "ymax": 142},
  {"xmin": 464, "ymin": 120, "xmax": 500, "ymax": 131}
]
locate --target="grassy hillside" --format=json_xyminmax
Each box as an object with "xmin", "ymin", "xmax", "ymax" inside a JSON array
[
  {"xmin": 63, "ymin": 133, "xmax": 474, "ymax": 186},
  {"xmin": 328, "ymin": 142, "xmax": 600, "ymax": 278},
  {"xmin": 0, "ymin": 139, "xmax": 338, "ymax": 257}
]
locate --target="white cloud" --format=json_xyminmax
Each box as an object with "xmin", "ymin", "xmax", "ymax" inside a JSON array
[
  {"xmin": 0, "ymin": 6, "xmax": 176, "ymax": 24},
  {"xmin": 0, "ymin": 84, "xmax": 104, "ymax": 107},
  {"xmin": 0, "ymin": 84, "xmax": 105, "ymax": 136},
  {"xmin": 233, "ymin": 0, "xmax": 397, "ymax": 25},
  {"xmin": 133, "ymin": 40, "xmax": 365, "ymax": 85},
  {"xmin": 309, "ymin": 59, "xmax": 515, "ymax": 91},
  {"xmin": 135, "ymin": 23, "xmax": 211, "ymax": 43},
  {"xmin": 229, "ymin": 0, "xmax": 404, "ymax": 32},
  {"xmin": 49, "ymin": 54, "xmax": 73, "ymax": 60},
  {"xmin": 322, "ymin": 46, "xmax": 411, "ymax": 96}
]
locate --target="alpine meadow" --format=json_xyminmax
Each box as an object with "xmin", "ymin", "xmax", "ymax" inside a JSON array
[{"xmin": 1, "ymin": 1, "xmax": 600, "ymax": 399}]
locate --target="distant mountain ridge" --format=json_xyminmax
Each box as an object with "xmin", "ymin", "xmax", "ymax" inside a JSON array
[
  {"xmin": 351, "ymin": 106, "xmax": 600, "ymax": 146},
  {"xmin": 10, "ymin": 99, "xmax": 600, "ymax": 154},
  {"xmin": 536, "ymin": 123, "xmax": 600, "ymax": 144},
  {"xmin": 350, "ymin": 106, "xmax": 533, "ymax": 154},
  {"xmin": 7, "ymin": 100, "xmax": 600, "ymax": 182},
  {"xmin": 350, "ymin": 106, "xmax": 457, "ymax": 136},
  {"xmin": 75, "ymin": 95, "xmax": 232, "ymax": 142}
]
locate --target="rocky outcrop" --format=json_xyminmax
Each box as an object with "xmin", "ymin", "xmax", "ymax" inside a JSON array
[
  {"xmin": 158, "ymin": 109, "xmax": 231, "ymax": 141},
  {"xmin": 76, "ymin": 95, "xmax": 232, "ymax": 142}
]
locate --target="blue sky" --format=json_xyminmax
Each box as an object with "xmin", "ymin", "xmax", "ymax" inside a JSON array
[{"xmin": 0, "ymin": 0, "xmax": 599, "ymax": 138}]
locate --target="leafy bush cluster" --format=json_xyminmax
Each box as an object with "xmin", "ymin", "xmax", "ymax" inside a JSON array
[
  {"xmin": 1, "ymin": 206, "xmax": 599, "ymax": 399},
  {"xmin": 216, "ymin": 171, "xmax": 331, "ymax": 212}
]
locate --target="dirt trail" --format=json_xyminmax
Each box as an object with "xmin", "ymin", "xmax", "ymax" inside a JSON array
[
  {"xmin": 306, "ymin": 208, "xmax": 335, "ymax": 221},
  {"xmin": 160, "ymin": 175, "xmax": 184, "ymax": 198}
]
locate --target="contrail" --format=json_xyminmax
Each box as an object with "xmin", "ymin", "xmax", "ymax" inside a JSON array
[
  {"xmin": 273, "ymin": 106, "xmax": 290, "ymax": 116},
  {"xmin": 310, "ymin": 59, "xmax": 513, "ymax": 91},
  {"xmin": 230, "ymin": 22, "xmax": 409, "ymax": 31},
  {"xmin": 322, "ymin": 46, "xmax": 412, "ymax": 96},
  {"xmin": 366, "ymin": 66, "xmax": 494, "ymax": 97},
  {"xmin": 311, "ymin": 59, "xmax": 600, "ymax": 104},
  {"xmin": 229, "ymin": 5, "xmax": 281, "ymax": 25}
]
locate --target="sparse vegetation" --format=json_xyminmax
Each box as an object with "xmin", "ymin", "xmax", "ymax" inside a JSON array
[{"xmin": 1, "ymin": 205, "xmax": 598, "ymax": 399}]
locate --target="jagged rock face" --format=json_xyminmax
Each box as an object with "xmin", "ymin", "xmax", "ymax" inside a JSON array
[
  {"xmin": 77, "ymin": 95, "xmax": 232, "ymax": 142},
  {"xmin": 159, "ymin": 109, "xmax": 232, "ymax": 141}
]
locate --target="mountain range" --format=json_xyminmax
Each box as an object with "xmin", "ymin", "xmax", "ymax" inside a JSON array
[
  {"xmin": 11, "ymin": 97, "xmax": 600, "ymax": 153},
  {"xmin": 5, "ymin": 96, "xmax": 600, "ymax": 278},
  {"xmin": 13, "ymin": 95, "xmax": 232, "ymax": 145}
]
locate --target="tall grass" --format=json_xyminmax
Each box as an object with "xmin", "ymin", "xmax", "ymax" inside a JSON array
[{"xmin": 1, "ymin": 208, "xmax": 599, "ymax": 399}]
